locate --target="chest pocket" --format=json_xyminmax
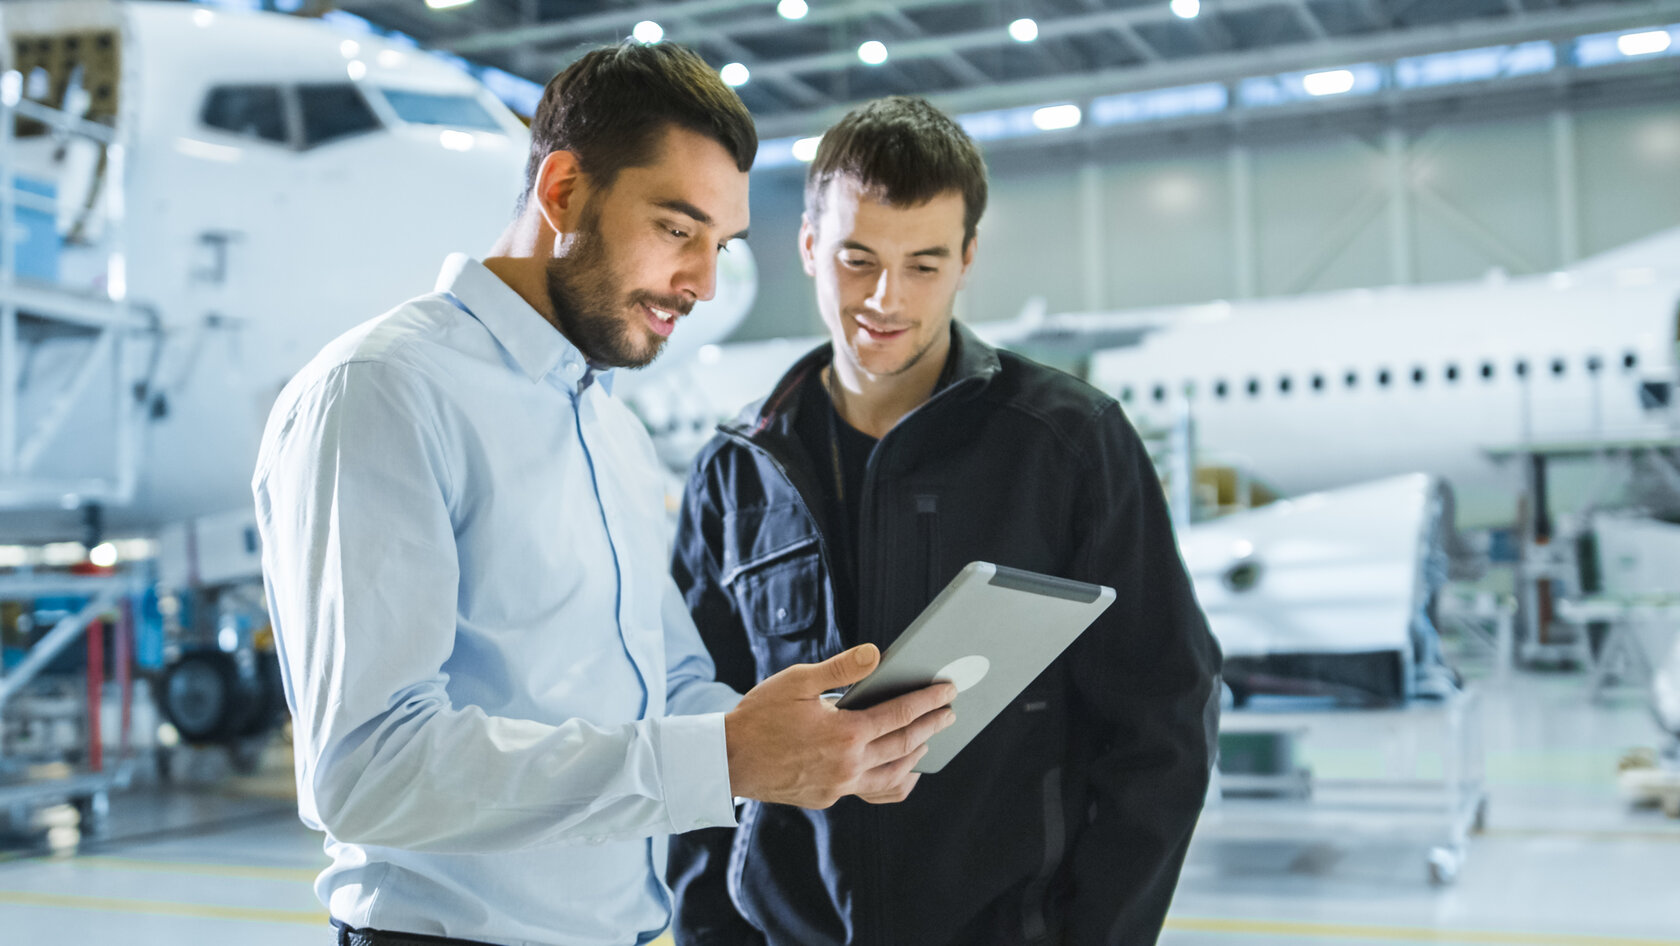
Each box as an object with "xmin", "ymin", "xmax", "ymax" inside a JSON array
[{"xmin": 728, "ymin": 543, "xmax": 833, "ymax": 675}]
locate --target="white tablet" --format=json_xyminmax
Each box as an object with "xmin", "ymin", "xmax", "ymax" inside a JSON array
[{"xmin": 835, "ymin": 561, "xmax": 1116, "ymax": 773}]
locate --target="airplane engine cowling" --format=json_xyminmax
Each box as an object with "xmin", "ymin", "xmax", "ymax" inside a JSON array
[{"xmin": 1179, "ymin": 473, "xmax": 1454, "ymax": 706}]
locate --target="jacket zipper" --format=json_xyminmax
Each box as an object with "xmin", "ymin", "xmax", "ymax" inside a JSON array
[
  {"xmin": 723, "ymin": 373, "xmax": 982, "ymax": 946},
  {"xmin": 915, "ymin": 494, "xmax": 940, "ymax": 602},
  {"xmin": 1021, "ymin": 765, "xmax": 1066, "ymax": 943},
  {"xmin": 856, "ymin": 431, "xmax": 890, "ymax": 946}
]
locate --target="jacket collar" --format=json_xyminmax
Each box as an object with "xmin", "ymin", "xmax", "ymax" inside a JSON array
[{"xmin": 726, "ymin": 320, "xmax": 1002, "ymax": 440}]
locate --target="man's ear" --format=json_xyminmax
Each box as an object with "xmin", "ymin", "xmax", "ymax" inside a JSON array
[
  {"xmin": 798, "ymin": 214, "xmax": 818, "ymax": 277},
  {"xmin": 532, "ymin": 150, "xmax": 588, "ymax": 236},
  {"xmin": 957, "ymin": 232, "xmax": 978, "ymax": 289}
]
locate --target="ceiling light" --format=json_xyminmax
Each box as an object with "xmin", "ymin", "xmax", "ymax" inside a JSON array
[
  {"xmin": 1008, "ymin": 18, "xmax": 1039, "ymax": 43},
  {"xmin": 1031, "ymin": 104, "xmax": 1082, "ymax": 131},
  {"xmin": 89, "ymin": 542, "xmax": 118, "ymax": 568},
  {"xmin": 425, "ymin": 0, "xmax": 475, "ymax": 9},
  {"xmin": 347, "ymin": 60, "xmax": 367, "ymax": 81},
  {"xmin": 378, "ymin": 49, "xmax": 405, "ymax": 68},
  {"xmin": 777, "ymin": 0, "xmax": 809, "ymax": 20},
  {"xmin": 792, "ymin": 136, "xmax": 822, "ymax": 162},
  {"xmin": 440, "ymin": 130, "xmax": 476, "ymax": 152},
  {"xmin": 340, "ymin": 39, "xmax": 360, "ymax": 58},
  {"xmin": 633, "ymin": 20, "xmax": 664, "ymax": 44},
  {"xmin": 1617, "ymin": 29, "xmax": 1673, "ymax": 57},
  {"xmin": 1171, "ymin": 0, "xmax": 1200, "ymax": 19},
  {"xmin": 720, "ymin": 62, "xmax": 750, "ymax": 87},
  {"xmin": 1302, "ymin": 69, "xmax": 1356, "ymax": 95},
  {"xmin": 858, "ymin": 40, "xmax": 888, "ymax": 65}
]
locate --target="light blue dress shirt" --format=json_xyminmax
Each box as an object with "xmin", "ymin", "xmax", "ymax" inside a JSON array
[{"xmin": 253, "ymin": 254, "xmax": 740, "ymax": 946}]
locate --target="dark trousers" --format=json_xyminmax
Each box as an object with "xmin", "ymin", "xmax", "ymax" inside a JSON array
[{"xmin": 332, "ymin": 919, "xmax": 502, "ymax": 946}]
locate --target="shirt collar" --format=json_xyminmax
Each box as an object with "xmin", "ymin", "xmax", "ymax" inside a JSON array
[{"xmin": 434, "ymin": 254, "xmax": 615, "ymax": 394}]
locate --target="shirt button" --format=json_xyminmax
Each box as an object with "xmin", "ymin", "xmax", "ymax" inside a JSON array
[{"xmin": 776, "ymin": 608, "xmax": 788, "ymax": 621}]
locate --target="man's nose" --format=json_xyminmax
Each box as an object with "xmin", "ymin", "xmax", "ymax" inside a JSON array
[
  {"xmin": 674, "ymin": 245, "xmax": 718, "ymax": 302},
  {"xmin": 864, "ymin": 268, "xmax": 901, "ymax": 314}
]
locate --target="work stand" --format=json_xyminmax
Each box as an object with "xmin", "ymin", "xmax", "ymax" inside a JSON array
[{"xmin": 1201, "ymin": 685, "xmax": 1489, "ymax": 886}]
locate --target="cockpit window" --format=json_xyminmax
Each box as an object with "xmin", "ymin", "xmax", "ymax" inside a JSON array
[
  {"xmin": 201, "ymin": 85, "xmax": 287, "ymax": 144},
  {"xmin": 299, "ymin": 83, "xmax": 381, "ymax": 147},
  {"xmin": 378, "ymin": 88, "xmax": 502, "ymax": 131}
]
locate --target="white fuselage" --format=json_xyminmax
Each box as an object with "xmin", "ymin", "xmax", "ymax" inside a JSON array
[
  {"xmin": 0, "ymin": 2, "xmax": 761, "ymax": 542},
  {"xmin": 1086, "ymin": 269, "xmax": 1680, "ymax": 524},
  {"xmin": 0, "ymin": 2, "xmax": 528, "ymax": 537}
]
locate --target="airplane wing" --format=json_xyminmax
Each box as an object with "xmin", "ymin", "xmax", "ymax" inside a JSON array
[
  {"xmin": 973, "ymin": 296, "xmax": 1212, "ymax": 354},
  {"xmin": 1569, "ymin": 224, "xmax": 1680, "ymax": 278}
]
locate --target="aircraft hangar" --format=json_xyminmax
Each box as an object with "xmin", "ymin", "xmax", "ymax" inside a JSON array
[{"xmin": 0, "ymin": 1, "xmax": 1677, "ymax": 944}]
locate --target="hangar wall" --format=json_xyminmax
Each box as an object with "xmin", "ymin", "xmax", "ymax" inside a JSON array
[{"xmin": 731, "ymin": 99, "xmax": 1680, "ymax": 341}]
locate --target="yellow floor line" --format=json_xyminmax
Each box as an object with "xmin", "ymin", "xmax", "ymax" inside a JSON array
[
  {"xmin": 71, "ymin": 855, "xmax": 319, "ymax": 883},
  {"xmin": 1166, "ymin": 916, "xmax": 1680, "ymax": 945},
  {"xmin": 1477, "ymin": 827, "xmax": 1680, "ymax": 843},
  {"xmin": 0, "ymin": 888, "xmax": 325, "ymax": 925}
]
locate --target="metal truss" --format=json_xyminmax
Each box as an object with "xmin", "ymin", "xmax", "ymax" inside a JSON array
[{"xmin": 0, "ymin": 79, "xmax": 155, "ymax": 511}]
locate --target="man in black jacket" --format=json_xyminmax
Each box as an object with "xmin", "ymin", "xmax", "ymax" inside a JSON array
[{"xmin": 667, "ymin": 95, "xmax": 1222, "ymax": 946}]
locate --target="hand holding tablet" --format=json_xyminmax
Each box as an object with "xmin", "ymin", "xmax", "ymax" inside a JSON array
[{"xmin": 836, "ymin": 562, "xmax": 1116, "ymax": 772}]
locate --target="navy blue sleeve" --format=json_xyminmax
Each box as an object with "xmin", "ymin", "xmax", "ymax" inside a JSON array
[
  {"xmin": 1064, "ymin": 402, "xmax": 1223, "ymax": 946},
  {"xmin": 666, "ymin": 450, "xmax": 768, "ymax": 946}
]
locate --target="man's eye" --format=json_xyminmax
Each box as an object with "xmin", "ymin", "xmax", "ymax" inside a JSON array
[
  {"xmin": 668, "ymin": 228, "xmax": 689, "ymax": 240},
  {"xmin": 842, "ymin": 257, "xmax": 872, "ymax": 268},
  {"xmin": 915, "ymin": 265, "xmax": 939, "ymax": 274}
]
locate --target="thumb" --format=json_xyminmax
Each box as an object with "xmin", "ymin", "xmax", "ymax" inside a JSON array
[{"xmin": 803, "ymin": 643, "xmax": 879, "ymax": 693}]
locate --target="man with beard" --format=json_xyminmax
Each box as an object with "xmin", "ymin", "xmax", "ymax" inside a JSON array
[
  {"xmin": 255, "ymin": 45, "xmax": 955, "ymax": 946},
  {"xmin": 666, "ymin": 96, "xmax": 1221, "ymax": 945}
]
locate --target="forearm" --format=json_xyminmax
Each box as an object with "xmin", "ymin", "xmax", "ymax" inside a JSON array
[{"xmin": 302, "ymin": 700, "xmax": 735, "ymax": 853}]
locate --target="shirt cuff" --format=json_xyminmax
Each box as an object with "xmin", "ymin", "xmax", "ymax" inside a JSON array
[{"xmin": 653, "ymin": 711, "xmax": 737, "ymax": 835}]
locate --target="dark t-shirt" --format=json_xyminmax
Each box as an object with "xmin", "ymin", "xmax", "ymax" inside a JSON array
[{"xmin": 793, "ymin": 368, "xmax": 877, "ymax": 641}]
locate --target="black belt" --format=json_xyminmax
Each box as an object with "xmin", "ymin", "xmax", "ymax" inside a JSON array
[{"xmin": 332, "ymin": 919, "xmax": 502, "ymax": 946}]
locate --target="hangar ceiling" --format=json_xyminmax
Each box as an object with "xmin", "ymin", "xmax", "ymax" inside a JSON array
[{"xmin": 331, "ymin": 0, "xmax": 1680, "ymax": 150}]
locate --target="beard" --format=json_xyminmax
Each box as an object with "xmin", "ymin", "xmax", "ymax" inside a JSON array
[{"xmin": 544, "ymin": 202, "xmax": 693, "ymax": 370}]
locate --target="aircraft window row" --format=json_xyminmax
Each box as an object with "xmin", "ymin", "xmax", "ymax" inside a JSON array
[
  {"xmin": 377, "ymin": 89, "xmax": 502, "ymax": 132},
  {"xmin": 202, "ymin": 83, "xmax": 381, "ymax": 150},
  {"xmin": 1120, "ymin": 350, "xmax": 1643, "ymax": 405}
]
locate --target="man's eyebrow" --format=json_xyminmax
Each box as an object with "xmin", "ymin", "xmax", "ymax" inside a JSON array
[
  {"xmin": 839, "ymin": 240, "xmax": 952, "ymax": 259},
  {"xmin": 655, "ymin": 198, "xmax": 749, "ymax": 242}
]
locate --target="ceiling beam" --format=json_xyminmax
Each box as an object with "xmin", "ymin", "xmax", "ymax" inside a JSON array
[
  {"xmin": 878, "ymin": 6, "xmax": 991, "ymax": 86},
  {"xmin": 1291, "ymin": 0, "xmax": 1331, "ymax": 39},
  {"xmin": 445, "ymin": 0, "xmax": 980, "ymax": 55},
  {"xmin": 738, "ymin": 0, "xmax": 1251, "ymax": 81},
  {"xmin": 753, "ymin": 0, "xmax": 1680, "ymax": 137},
  {"xmin": 1113, "ymin": 20, "xmax": 1164, "ymax": 62},
  {"xmin": 680, "ymin": 22, "xmax": 834, "ymax": 107}
]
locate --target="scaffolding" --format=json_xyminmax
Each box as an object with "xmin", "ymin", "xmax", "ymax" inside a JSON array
[
  {"xmin": 0, "ymin": 31, "xmax": 156, "ymax": 835},
  {"xmin": 0, "ymin": 62, "xmax": 153, "ymax": 513},
  {"xmin": 1203, "ymin": 686, "xmax": 1489, "ymax": 886}
]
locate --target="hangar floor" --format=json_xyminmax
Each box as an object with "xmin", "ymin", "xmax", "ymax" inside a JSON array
[{"xmin": 2, "ymin": 663, "xmax": 1677, "ymax": 946}]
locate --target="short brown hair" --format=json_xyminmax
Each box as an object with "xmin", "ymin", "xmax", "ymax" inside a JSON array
[
  {"xmin": 805, "ymin": 96, "xmax": 987, "ymax": 248},
  {"xmin": 519, "ymin": 42, "xmax": 757, "ymax": 212}
]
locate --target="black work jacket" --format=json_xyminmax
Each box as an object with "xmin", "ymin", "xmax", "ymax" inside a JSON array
[{"xmin": 668, "ymin": 323, "xmax": 1222, "ymax": 946}]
